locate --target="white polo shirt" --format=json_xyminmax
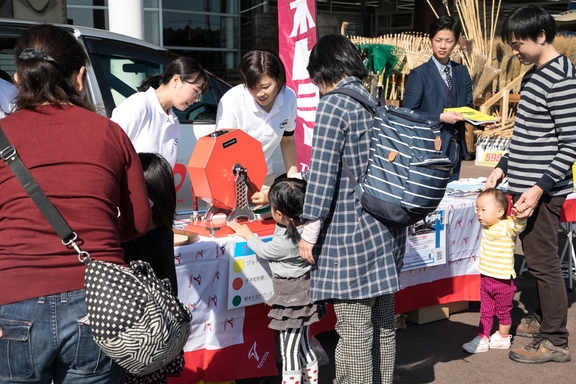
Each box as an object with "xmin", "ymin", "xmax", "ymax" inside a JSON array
[
  {"xmin": 111, "ymin": 87, "xmax": 179, "ymax": 168},
  {"xmin": 215, "ymin": 84, "xmax": 296, "ymax": 175}
]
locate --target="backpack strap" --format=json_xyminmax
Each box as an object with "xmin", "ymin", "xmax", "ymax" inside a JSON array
[
  {"xmin": 324, "ymin": 87, "xmax": 380, "ymax": 113},
  {"xmin": 323, "ymin": 87, "xmax": 379, "ymax": 197}
]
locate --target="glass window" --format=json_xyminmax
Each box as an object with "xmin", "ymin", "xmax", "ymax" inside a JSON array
[
  {"xmin": 95, "ymin": 55, "xmax": 165, "ymax": 107},
  {"xmin": 144, "ymin": 10, "xmax": 161, "ymax": 46},
  {"xmin": 172, "ymin": 74, "xmax": 230, "ymax": 123},
  {"xmin": 163, "ymin": 13, "xmax": 238, "ymax": 50},
  {"xmin": 162, "ymin": 0, "xmax": 229, "ymax": 13},
  {"xmin": 166, "ymin": 47, "xmax": 240, "ymax": 84},
  {"xmin": 67, "ymin": 7, "xmax": 108, "ymax": 30},
  {"xmin": 67, "ymin": 0, "xmax": 108, "ymax": 5},
  {"xmin": 85, "ymin": 36, "xmax": 229, "ymax": 124},
  {"xmin": 144, "ymin": 0, "xmax": 158, "ymax": 7},
  {"xmin": 163, "ymin": 12, "xmax": 217, "ymax": 48},
  {"xmin": 0, "ymin": 47, "xmax": 15, "ymax": 82}
]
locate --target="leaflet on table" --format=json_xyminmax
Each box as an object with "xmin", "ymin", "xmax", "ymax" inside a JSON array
[
  {"xmin": 228, "ymin": 236, "xmax": 274, "ymax": 309},
  {"xmin": 402, "ymin": 208, "xmax": 447, "ymax": 271},
  {"xmin": 446, "ymin": 177, "xmax": 487, "ymax": 192},
  {"xmin": 444, "ymin": 106, "xmax": 498, "ymax": 125}
]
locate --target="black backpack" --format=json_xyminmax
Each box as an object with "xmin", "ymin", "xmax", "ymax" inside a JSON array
[{"xmin": 326, "ymin": 88, "xmax": 452, "ymax": 227}]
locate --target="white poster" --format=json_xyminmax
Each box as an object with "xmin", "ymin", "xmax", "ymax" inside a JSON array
[
  {"xmin": 227, "ymin": 236, "xmax": 274, "ymax": 309},
  {"xmin": 402, "ymin": 209, "xmax": 448, "ymax": 271}
]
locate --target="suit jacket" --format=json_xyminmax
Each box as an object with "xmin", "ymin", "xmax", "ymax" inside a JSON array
[{"xmin": 403, "ymin": 58, "xmax": 473, "ymax": 159}]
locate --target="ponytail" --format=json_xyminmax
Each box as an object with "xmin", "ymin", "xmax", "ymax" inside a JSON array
[
  {"xmin": 137, "ymin": 74, "xmax": 162, "ymax": 92},
  {"xmin": 284, "ymin": 217, "xmax": 301, "ymax": 244},
  {"xmin": 14, "ymin": 24, "xmax": 95, "ymax": 112},
  {"xmin": 137, "ymin": 57, "xmax": 209, "ymax": 93}
]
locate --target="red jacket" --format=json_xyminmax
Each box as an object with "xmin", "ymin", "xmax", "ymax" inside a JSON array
[{"xmin": 0, "ymin": 105, "xmax": 151, "ymax": 305}]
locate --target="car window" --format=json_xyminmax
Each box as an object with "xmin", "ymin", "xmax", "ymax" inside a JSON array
[
  {"xmin": 85, "ymin": 37, "xmax": 226, "ymax": 125},
  {"xmin": 95, "ymin": 55, "xmax": 165, "ymax": 107},
  {"xmin": 0, "ymin": 48, "xmax": 15, "ymax": 80},
  {"xmin": 172, "ymin": 75, "xmax": 222, "ymax": 123}
]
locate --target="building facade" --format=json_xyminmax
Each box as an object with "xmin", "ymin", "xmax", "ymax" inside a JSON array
[{"xmin": 0, "ymin": 1, "xmax": 572, "ymax": 84}]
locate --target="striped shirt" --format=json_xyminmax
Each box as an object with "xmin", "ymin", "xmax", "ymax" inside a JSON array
[
  {"xmin": 478, "ymin": 217, "xmax": 527, "ymax": 279},
  {"xmin": 301, "ymin": 77, "xmax": 406, "ymax": 302},
  {"xmin": 498, "ymin": 55, "xmax": 576, "ymax": 195}
]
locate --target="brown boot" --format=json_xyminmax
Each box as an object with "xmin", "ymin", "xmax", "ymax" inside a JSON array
[
  {"xmin": 509, "ymin": 337, "xmax": 571, "ymax": 364},
  {"xmin": 515, "ymin": 316, "xmax": 540, "ymax": 338}
]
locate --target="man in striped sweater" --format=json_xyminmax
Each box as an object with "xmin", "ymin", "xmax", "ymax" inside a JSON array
[{"xmin": 485, "ymin": 5, "xmax": 576, "ymax": 364}]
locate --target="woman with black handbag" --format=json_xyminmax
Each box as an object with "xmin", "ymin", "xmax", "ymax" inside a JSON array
[{"xmin": 0, "ymin": 24, "xmax": 151, "ymax": 383}]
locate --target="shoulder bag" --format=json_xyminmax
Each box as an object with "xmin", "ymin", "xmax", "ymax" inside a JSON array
[{"xmin": 0, "ymin": 125, "xmax": 192, "ymax": 376}]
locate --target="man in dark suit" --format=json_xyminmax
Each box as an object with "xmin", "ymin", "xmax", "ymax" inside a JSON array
[{"xmin": 403, "ymin": 16, "xmax": 473, "ymax": 181}]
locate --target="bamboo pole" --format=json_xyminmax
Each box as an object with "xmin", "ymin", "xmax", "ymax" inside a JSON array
[
  {"xmin": 427, "ymin": 0, "xmax": 440, "ymax": 18},
  {"xmin": 483, "ymin": 0, "xmax": 487, "ymax": 55},
  {"xmin": 443, "ymin": 0, "xmax": 451, "ymax": 16}
]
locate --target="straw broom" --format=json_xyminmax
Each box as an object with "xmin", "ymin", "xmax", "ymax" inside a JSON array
[
  {"xmin": 473, "ymin": 65, "xmax": 500, "ymax": 99},
  {"xmin": 455, "ymin": 0, "xmax": 503, "ymax": 99}
]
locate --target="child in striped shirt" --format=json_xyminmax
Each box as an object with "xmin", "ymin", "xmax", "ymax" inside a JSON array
[{"xmin": 462, "ymin": 188, "xmax": 527, "ymax": 353}]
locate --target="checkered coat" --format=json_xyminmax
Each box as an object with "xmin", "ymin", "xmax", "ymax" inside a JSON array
[{"xmin": 301, "ymin": 77, "xmax": 406, "ymax": 302}]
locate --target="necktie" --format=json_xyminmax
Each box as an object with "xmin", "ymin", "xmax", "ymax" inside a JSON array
[{"xmin": 445, "ymin": 66, "xmax": 453, "ymax": 90}]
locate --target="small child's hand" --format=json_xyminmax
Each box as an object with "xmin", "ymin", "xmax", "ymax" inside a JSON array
[
  {"xmin": 512, "ymin": 202, "xmax": 527, "ymax": 216},
  {"xmin": 251, "ymin": 191, "xmax": 269, "ymax": 209},
  {"xmin": 227, "ymin": 220, "xmax": 254, "ymax": 240}
]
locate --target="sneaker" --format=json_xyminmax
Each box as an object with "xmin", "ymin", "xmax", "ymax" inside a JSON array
[
  {"xmin": 489, "ymin": 331, "xmax": 512, "ymax": 349},
  {"xmin": 509, "ymin": 336, "xmax": 571, "ymax": 364},
  {"xmin": 515, "ymin": 316, "xmax": 540, "ymax": 338},
  {"xmin": 462, "ymin": 335, "xmax": 490, "ymax": 353}
]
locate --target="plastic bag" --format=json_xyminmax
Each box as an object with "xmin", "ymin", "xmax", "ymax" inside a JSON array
[{"xmin": 309, "ymin": 336, "xmax": 330, "ymax": 366}]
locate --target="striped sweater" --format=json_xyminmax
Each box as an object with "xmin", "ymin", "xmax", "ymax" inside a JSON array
[
  {"xmin": 497, "ymin": 55, "xmax": 576, "ymax": 196},
  {"xmin": 478, "ymin": 217, "xmax": 527, "ymax": 279}
]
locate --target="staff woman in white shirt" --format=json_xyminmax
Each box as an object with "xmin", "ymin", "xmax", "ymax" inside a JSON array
[
  {"xmin": 111, "ymin": 57, "xmax": 209, "ymax": 169},
  {"xmin": 215, "ymin": 50, "xmax": 297, "ymax": 204}
]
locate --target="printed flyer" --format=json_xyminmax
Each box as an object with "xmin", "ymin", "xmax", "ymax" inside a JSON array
[
  {"xmin": 402, "ymin": 209, "xmax": 447, "ymax": 271},
  {"xmin": 227, "ymin": 236, "xmax": 274, "ymax": 309}
]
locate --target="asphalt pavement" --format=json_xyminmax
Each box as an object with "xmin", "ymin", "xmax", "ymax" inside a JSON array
[{"xmin": 237, "ymin": 159, "xmax": 576, "ymax": 383}]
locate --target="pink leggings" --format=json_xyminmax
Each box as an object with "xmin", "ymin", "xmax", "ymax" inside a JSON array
[{"xmin": 478, "ymin": 274, "xmax": 516, "ymax": 336}]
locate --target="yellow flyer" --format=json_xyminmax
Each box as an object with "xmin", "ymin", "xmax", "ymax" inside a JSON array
[{"xmin": 444, "ymin": 106, "xmax": 498, "ymax": 125}]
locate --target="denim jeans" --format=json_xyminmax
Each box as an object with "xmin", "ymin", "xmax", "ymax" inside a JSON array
[{"xmin": 0, "ymin": 289, "xmax": 124, "ymax": 384}]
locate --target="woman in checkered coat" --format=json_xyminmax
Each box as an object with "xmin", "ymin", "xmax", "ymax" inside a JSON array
[{"xmin": 299, "ymin": 34, "xmax": 406, "ymax": 384}]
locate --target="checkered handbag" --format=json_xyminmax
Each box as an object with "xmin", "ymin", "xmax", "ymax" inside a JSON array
[
  {"xmin": 84, "ymin": 259, "xmax": 192, "ymax": 375},
  {"xmin": 0, "ymin": 126, "xmax": 192, "ymax": 376}
]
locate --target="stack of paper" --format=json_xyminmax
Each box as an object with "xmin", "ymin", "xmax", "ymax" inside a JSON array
[{"xmin": 444, "ymin": 107, "xmax": 498, "ymax": 126}]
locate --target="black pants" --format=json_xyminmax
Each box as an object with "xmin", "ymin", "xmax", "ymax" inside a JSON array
[
  {"xmin": 447, "ymin": 140, "xmax": 462, "ymax": 182},
  {"xmin": 514, "ymin": 194, "xmax": 569, "ymax": 346}
]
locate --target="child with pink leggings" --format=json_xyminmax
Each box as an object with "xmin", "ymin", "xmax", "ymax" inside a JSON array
[{"xmin": 462, "ymin": 188, "xmax": 527, "ymax": 353}]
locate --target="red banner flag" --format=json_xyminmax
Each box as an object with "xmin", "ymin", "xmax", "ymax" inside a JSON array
[{"xmin": 278, "ymin": 0, "xmax": 319, "ymax": 172}]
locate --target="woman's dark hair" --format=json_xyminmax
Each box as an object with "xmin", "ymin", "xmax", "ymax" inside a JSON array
[
  {"xmin": 307, "ymin": 34, "xmax": 367, "ymax": 87},
  {"xmin": 429, "ymin": 16, "xmax": 462, "ymax": 40},
  {"xmin": 139, "ymin": 152, "xmax": 176, "ymax": 229},
  {"xmin": 500, "ymin": 5, "xmax": 557, "ymax": 44},
  {"xmin": 268, "ymin": 178, "xmax": 306, "ymax": 243},
  {"xmin": 138, "ymin": 57, "xmax": 210, "ymax": 93},
  {"xmin": 14, "ymin": 23, "xmax": 95, "ymax": 111},
  {"xmin": 478, "ymin": 188, "xmax": 508, "ymax": 220},
  {"xmin": 239, "ymin": 50, "xmax": 286, "ymax": 91}
]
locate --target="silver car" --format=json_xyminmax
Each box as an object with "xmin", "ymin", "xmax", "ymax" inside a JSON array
[{"xmin": 0, "ymin": 18, "xmax": 231, "ymax": 215}]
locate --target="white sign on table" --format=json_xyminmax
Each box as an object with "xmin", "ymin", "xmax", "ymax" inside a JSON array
[
  {"xmin": 227, "ymin": 236, "xmax": 274, "ymax": 309},
  {"xmin": 402, "ymin": 209, "xmax": 448, "ymax": 271}
]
